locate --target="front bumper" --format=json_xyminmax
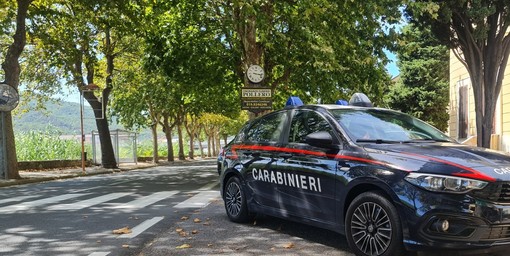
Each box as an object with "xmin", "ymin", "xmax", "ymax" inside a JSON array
[{"xmin": 397, "ymin": 183, "xmax": 510, "ymax": 251}]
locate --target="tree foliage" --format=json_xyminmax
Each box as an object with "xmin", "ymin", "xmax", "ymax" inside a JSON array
[
  {"xmin": 205, "ymin": 0, "xmax": 402, "ymax": 106},
  {"xmin": 385, "ymin": 24, "xmax": 449, "ymax": 131},
  {"xmin": 407, "ymin": 0, "xmax": 510, "ymax": 147},
  {"xmin": 23, "ymin": 0, "xmax": 147, "ymax": 167},
  {"xmin": 1, "ymin": 0, "xmax": 32, "ymax": 179}
]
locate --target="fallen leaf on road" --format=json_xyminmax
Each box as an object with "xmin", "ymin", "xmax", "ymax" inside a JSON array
[
  {"xmin": 122, "ymin": 244, "xmax": 129, "ymax": 248},
  {"xmin": 113, "ymin": 227, "xmax": 132, "ymax": 234},
  {"xmin": 179, "ymin": 231, "xmax": 188, "ymax": 237},
  {"xmin": 192, "ymin": 230, "xmax": 198, "ymax": 234},
  {"xmin": 203, "ymin": 222, "xmax": 210, "ymax": 226},
  {"xmin": 207, "ymin": 243, "xmax": 213, "ymax": 247},
  {"xmin": 176, "ymin": 243, "xmax": 191, "ymax": 249},
  {"xmin": 283, "ymin": 242, "xmax": 294, "ymax": 249},
  {"xmin": 181, "ymin": 216, "xmax": 189, "ymax": 221},
  {"xmin": 193, "ymin": 218, "xmax": 201, "ymax": 223},
  {"xmin": 176, "ymin": 228, "xmax": 183, "ymax": 233}
]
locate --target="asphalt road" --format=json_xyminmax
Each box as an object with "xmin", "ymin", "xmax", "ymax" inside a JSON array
[
  {"xmin": 0, "ymin": 161, "xmax": 220, "ymax": 256},
  {"xmin": 139, "ymin": 197, "xmax": 354, "ymax": 256},
  {"xmin": 1, "ymin": 161, "xmax": 507, "ymax": 256}
]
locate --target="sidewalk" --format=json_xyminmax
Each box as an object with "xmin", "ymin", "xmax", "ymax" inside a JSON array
[
  {"xmin": 0, "ymin": 162, "xmax": 156, "ymax": 188},
  {"xmin": 0, "ymin": 158, "xmax": 217, "ymax": 188}
]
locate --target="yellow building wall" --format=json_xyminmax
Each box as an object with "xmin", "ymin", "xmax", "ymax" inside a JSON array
[{"xmin": 449, "ymin": 49, "xmax": 510, "ymax": 152}]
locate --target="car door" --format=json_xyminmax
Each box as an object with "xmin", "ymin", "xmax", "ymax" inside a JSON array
[
  {"xmin": 239, "ymin": 110, "xmax": 289, "ymax": 210},
  {"xmin": 275, "ymin": 109, "xmax": 339, "ymax": 223}
]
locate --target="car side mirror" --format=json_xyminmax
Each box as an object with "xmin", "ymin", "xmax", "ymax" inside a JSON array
[{"xmin": 305, "ymin": 131, "xmax": 333, "ymax": 148}]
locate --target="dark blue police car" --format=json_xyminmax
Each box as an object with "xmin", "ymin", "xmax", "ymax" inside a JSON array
[{"xmin": 218, "ymin": 93, "xmax": 510, "ymax": 256}]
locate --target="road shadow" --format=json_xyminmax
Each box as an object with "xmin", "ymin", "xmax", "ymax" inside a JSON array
[{"xmin": 139, "ymin": 200, "xmax": 507, "ymax": 256}]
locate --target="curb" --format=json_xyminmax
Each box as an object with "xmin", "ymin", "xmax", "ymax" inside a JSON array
[{"xmin": 0, "ymin": 158, "xmax": 218, "ymax": 188}]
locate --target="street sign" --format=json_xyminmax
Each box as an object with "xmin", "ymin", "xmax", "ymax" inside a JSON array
[
  {"xmin": 241, "ymin": 100, "xmax": 272, "ymax": 109},
  {"xmin": 241, "ymin": 88, "xmax": 272, "ymax": 98},
  {"xmin": 241, "ymin": 87, "xmax": 272, "ymax": 113}
]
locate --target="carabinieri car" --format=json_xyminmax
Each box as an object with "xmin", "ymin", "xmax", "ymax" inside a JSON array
[{"xmin": 218, "ymin": 93, "xmax": 510, "ymax": 256}]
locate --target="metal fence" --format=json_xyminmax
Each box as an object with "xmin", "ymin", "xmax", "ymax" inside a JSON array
[{"xmin": 91, "ymin": 129, "xmax": 137, "ymax": 165}]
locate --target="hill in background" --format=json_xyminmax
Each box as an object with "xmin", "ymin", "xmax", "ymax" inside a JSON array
[{"xmin": 13, "ymin": 100, "xmax": 123, "ymax": 135}]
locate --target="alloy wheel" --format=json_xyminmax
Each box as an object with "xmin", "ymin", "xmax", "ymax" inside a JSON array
[
  {"xmin": 350, "ymin": 202, "xmax": 392, "ymax": 256},
  {"xmin": 225, "ymin": 181, "xmax": 242, "ymax": 217}
]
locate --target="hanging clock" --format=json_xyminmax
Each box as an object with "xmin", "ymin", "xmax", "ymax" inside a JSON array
[{"xmin": 246, "ymin": 65, "xmax": 265, "ymax": 84}]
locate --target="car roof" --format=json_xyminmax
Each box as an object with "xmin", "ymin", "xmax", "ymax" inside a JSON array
[{"xmin": 287, "ymin": 104, "xmax": 394, "ymax": 112}]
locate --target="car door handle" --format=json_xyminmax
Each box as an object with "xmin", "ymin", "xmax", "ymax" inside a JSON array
[
  {"xmin": 243, "ymin": 152, "xmax": 261, "ymax": 158},
  {"xmin": 278, "ymin": 153, "xmax": 293, "ymax": 159}
]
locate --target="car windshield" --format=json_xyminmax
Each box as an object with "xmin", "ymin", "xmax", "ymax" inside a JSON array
[{"xmin": 329, "ymin": 108, "xmax": 454, "ymax": 143}]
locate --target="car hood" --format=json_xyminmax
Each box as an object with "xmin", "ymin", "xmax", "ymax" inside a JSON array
[{"xmin": 363, "ymin": 142, "xmax": 510, "ymax": 182}]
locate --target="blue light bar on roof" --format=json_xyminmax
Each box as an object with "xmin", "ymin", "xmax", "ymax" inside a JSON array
[
  {"xmin": 335, "ymin": 99, "xmax": 348, "ymax": 106},
  {"xmin": 286, "ymin": 96, "xmax": 304, "ymax": 106},
  {"xmin": 349, "ymin": 93, "xmax": 373, "ymax": 107}
]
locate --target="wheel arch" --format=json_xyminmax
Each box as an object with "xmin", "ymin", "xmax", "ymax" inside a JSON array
[{"xmin": 221, "ymin": 167, "xmax": 245, "ymax": 198}]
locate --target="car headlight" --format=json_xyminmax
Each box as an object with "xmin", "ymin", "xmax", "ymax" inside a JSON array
[{"xmin": 404, "ymin": 173, "xmax": 488, "ymax": 193}]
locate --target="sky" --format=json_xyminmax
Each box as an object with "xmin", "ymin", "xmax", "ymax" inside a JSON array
[{"xmin": 385, "ymin": 50, "xmax": 400, "ymax": 78}]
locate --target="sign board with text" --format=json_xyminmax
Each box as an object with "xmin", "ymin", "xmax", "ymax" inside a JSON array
[{"xmin": 241, "ymin": 87, "xmax": 273, "ymax": 113}]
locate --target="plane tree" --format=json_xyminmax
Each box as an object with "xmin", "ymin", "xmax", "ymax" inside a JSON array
[
  {"xmin": 207, "ymin": 0, "xmax": 402, "ymax": 106},
  {"xmin": 24, "ymin": 0, "xmax": 145, "ymax": 168},
  {"xmin": 0, "ymin": 0, "xmax": 33, "ymax": 178},
  {"xmin": 143, "ymin": 0, "xmax": 241, "ymax": 159},
  {"xmin": 407, "ymin": 0, "xmax": 510, "ymax": 147}
]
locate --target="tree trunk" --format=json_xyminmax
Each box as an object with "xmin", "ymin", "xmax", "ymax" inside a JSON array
[
  {"xmin": 211, "ymin": 134, "xmax": 216, "ymax": 157},
  {"xmin": 207, "ymin": 135, "xmax": 212, "ymax": 157},
  {"xmin": 82, "ymin": 91, "xmax": 117, "ymax": 168},
  {"xmin": 184, "ymin": 117, "xmax": 195, "ymax": 160},
  {"xmin": 150, "ymin": 123, "xmax": 159, "ymax": 163},
  {"xmin": 97, "ymin": 27, "xmax": 117, "ymax": 169},
  {"xmin": 165, "ymin": 128, "xmax": 174, "ymax": 162},
  {"xmin": 198, "ymin": 129, "xmax": 205, "ymax": 158},
  {"xmin": 1, "ymin": 0, "xmax": 32, "ymax": 179},
  {"xmin": 188, "ymin": 136, "xmax": 194, "ymax": 159},
  {"xmin": 215, "ymin": 130, "xmax": 221, "ymax": 156},
  {"xmin": 161, "ymin": 114, "xmax": 175, "ymax": 162},
  {"xmin": 177, "ymin": 124, "xmax": 185, "ymax": 160},
  {"xmin": 79, "ymin": 26, "xmax": 117, "ymax": 169}
]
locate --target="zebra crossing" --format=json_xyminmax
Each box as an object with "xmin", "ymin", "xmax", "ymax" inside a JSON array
[{"xmin": 0, "ymin": 184, "xmax": 219, "ymax": 214}]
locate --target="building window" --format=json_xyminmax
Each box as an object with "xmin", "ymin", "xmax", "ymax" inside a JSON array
[{"xmin": 457, "ymin": 79, "xmax": 470, "ymax": 139}]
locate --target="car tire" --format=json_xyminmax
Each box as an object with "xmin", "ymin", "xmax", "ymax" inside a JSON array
[
  {"xmin": 345, "ymin": 191, "xmax": 404, "ymax": 256},
  {"xmin": 224, "ymin": 176, "xmax": 251, "ymax": 223}
]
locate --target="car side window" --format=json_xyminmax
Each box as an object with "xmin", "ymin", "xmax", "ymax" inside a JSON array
[
  {"xmin": 245, "ymin": 111, "xmax": 287, "ymax": 143},
  {"xmin": 289, "ymin": 110, "xmax": 332, "ymax": 143}
]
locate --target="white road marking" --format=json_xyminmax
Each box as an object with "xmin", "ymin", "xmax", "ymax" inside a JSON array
[
  {"xmin": 117, "ymin": 216, "xmax": 164, "ymax": 239},
  {"xmin": 88, "ymin": 252, "xmax": 110, "ymax": 256},
  {"xmin": 174, "ymin": 190, "xmax": 219, "ymax": 209},
  {"xmin": 199, "ymin": 181, "xmax": 218, "ymax": 191},
  {"xmin": 0, "ymin": 194, "xmax": 88, "ymax": 214},
  {"xmin": 47, "ymin": 193, "xmax": 132, "ymax": 211},
  {"xmin": 0, "ymin": 195, "xmax": 38, "ymax": 205},
  {"xmin": 107, "ymin": 191, "xmax": 178, "ymax": 210}
]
